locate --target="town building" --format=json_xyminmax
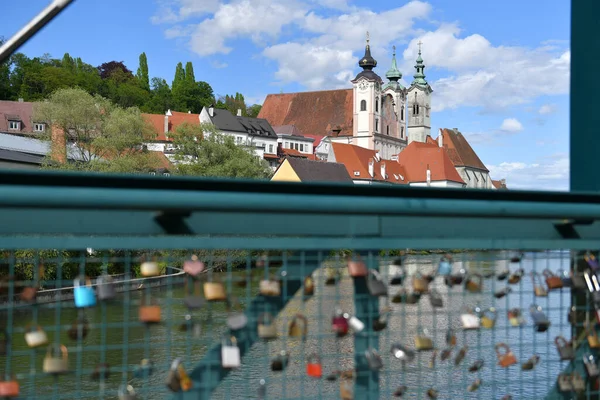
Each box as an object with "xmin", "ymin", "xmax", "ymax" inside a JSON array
[{"xmin": 271, "ymin": 157, "xmax": 352, "ymax": 183}]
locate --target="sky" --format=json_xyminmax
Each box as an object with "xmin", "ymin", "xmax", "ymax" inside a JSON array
[{"xmin": 3, "ymin": 0, "xmax": 570, "ymax": 191}]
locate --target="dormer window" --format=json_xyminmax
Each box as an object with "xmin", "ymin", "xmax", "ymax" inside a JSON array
[
  {"xmin": 34, "ymin": 123, "xmax": 45, "ymax": 132},
  {"xmin": 8, "ymin": 121, "xmax": 20, "ymax": 130}
]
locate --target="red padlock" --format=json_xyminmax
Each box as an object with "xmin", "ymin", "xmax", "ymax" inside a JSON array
[
  {"xmin": 0, "ymin": 375, "xmax": 19, "ymax": 398},
  {"xmin": 332, "ymin": 309, "xmax": 349, "ymax": 337},
  {"xmin": 306, "ymin": 354, "xmax": 323, "ymax": 378}
]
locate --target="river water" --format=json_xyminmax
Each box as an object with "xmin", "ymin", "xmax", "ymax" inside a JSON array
[{"xmin": 3, "ymin": 251, "xmax": 572, "ymax": 399}]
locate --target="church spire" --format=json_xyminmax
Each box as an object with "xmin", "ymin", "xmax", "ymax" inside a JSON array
[
  {"xmin": 358, "ymin": 31, "xmax": 377, "ymax": 70},
  {"xmin": 412, "ymin": 40, "xmax": 427, "ymax": 86},
  {"xmin": 386, "ymin": 45, "xmax": 402, "ymax": 81}
]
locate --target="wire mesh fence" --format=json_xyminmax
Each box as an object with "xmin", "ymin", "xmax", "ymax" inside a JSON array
[{"xmin": 1, "ymin": 248, "xmax": 598, "ymax": 399}]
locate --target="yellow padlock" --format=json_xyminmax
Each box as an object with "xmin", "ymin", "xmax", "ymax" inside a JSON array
[{"xmin": 481, "ymin": 307, "xmax": 497, "ymax": 329}]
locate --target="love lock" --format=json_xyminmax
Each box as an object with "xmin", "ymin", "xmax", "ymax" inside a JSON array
[
  {"xmin": 529, "ymin": 305, "xmax": 550, "ymax": 332},
  {"xmin": 496, "ymin": 268, "xmax": 509, "ymax": 281},
  {"xmin": 495, "ymin": 343, "xmax": 517, "ymax": 368},
  {"xmin": 347, "ymin": 255, "xmax": 368, "ymax": 277},
  {"xmin": 166, "ymin": 358, "xmax": 192, "ymax": 392},
  {"xmin": 367, "ymin": 269, "xmax": 388, "ymax": 297},
  {"xmin": 571, "ymin": 372, "xmax": 586, "ymax": 393},
  {"xmin": 428, "ymin": 289, "xmax": 443, "ymax": 308},
  {"xmin": 480, "ymin": 307, "xmax": 497, "ymax": 329},
  {"xmin": 364, "ymin": 347, "xmax": 383, "ymax": 370},
  {"xmin": 24, "ymin": 324, "xmax": 48, "ymax": 348},
  {"xmin": 271, "ymin": 351, "xmax": 289, "ymax": 371},
  {"xmin": 226, "ymin": 297, "xmax": 247, "ymax": 331},
  {"xmin": 373, "ymin": 308, "xmax": 391, "ymax": 332},
  {"xmin": 588, "ymin": 326, "xmax": 600, "ymax": 349},
  {"xmin": 450, "ymin": 268, "xmax": 466, "ymax": 286},
  {"xmin": 184, "ymin": 279, "xmax": 205, "ymax": 310},
  {"xmin": 508, "ymin": 308, "xmax": 525, "ymax": 327},
  {"xmin": 306, "ymin": 353, "xmax": 323, "ymax": 378},
  {"xmin": 178, "ymin": 314, "xmax": 202, "ymax": 338},
  {"xmin": 391, "ymin": 343, "xmax": 415, "ymax": 363},
  {"xmin": 183, "ymin": 254, "xmax": 205, "ymax": 277},
  {"xmin": 43, "ymin": 344, "xmax": 69, "ymax": 375},
  {"xmin": 412, "ymin": 273, "xmax": 429, "ymax": 294},
  {"xmin": 508, "ymin": 268, "xmax": 524, "ymax": 284},
  {"xmin": 303, "ymin": 275, "xmax": 315, "ymax": 297},
  {"xmin": 288, "ymin": 314, "xmax": 308, "ymax": 339},
  {"xmin": 96, "ymin": 274, "xmax": 116, "ymax": 301},
  {"xmin": 344, "ymin": 312, "xmax": 365, "ymax": 333},
  {"xmin": 531, "ymin": 272, "xmax": 548, "ymax": 297},
  {"xmin": 468, "ymin": 359, "xmax": 484, "ymax": 372},
  {"xmin": 90, "ymin": 363, "xmax": 110, "ymax": 381},
  {"xmin": 67, "ymin": 317, "xmax": 90, "ymax": 341},
  {"xmin": 521, "ymin": 354, "xmax": 540, "ymax": 371},
  {"xmin": 557, "ymin": 373, "xmax": 573, "ymax": 393},
  {"xmin": 446, "ymin": 329, "xmax": 457, "ymax": 347},
  {"xmin": 461, "ymin": 307, "xmax": 480, "ymax": 330},
  {"xmin": 73, "ymin": 275, "xmax": 97, "ymax": 308},
  {"xmin": 0, "ymin": 375, "xmax": 19, "ymax": 398},
  {"xmin": 258, "ymin": 312, "xmax": 278, "ymax": 340},
  {"xmin": 140, "ymin": 258, "xmax": 160, "ymax": 277},
  {"xmin": 543, "ymin": 268, "xmax": 563, "ymax": 290},
  {"xmin": 437, "ymin": 256, "xmax": 452, "ymax": 276},
  {"xmin": 138, "ymin": 295, "xmax": 161, "ymax": 324},
  {"xmin": 118, "ymin": 384, "xmax": 138, "ymax": 400},
  {"xmin": 558, "ymin": 269, "xmax": 572, "ymax": 287},
  {"xmin": 415, "ymin": 328, "xmax": 434, "ymax": 351},
  {"xmin": 454, "ymin": 346, "xmax": 467, "ymax": 366},
  {"xmin": 494, "ymin": 287, "xmax": 511, "ymax": 299},
  {"xmin": 259, "ymin": 276, "xmax": 281, "ymax": 297},
  {"xmin": 426, "ymin": 388, "xmax": 439, "ymax": 399},
  {"xmin": 204, "ymin": 280, "xmax": 227, "ymax": 301},
  {"xmin": 584, "ymin": 353, "xmax": 600, "ymax": 378},
  {"xmin": 393, "ymin": 385, "xmax": 407, "ymax": 397},
  {"xmin": 555, "ymin": 336, "xmax": 574, "ymax": 360},
  {"xmin": 221, "ymin": 336, "xmax": 241, "ymax": 369},
  {"xmin": 440, "ymin": 347, "xmax": 452, "ymax": 361},
  {"xmin": 465, "ymin": 274, "xmax": 483, "ymax": 293},
  {"xmin": 391, "ymin": 288, "xmax": 420, "ymax": 304},
  {"xmin": 133, "ymin": 359, "xmax": 154, "ymax": 379},
  {"xmin": 332, "ymin": 309, "xmax": 349, "ymax": 337}
]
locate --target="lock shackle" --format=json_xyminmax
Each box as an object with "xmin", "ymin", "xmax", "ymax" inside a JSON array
[
  {"xmin": 555, "ymin": 335, "xmax": 569, "ymax": 347},
  {"xmin": 368, "ymin": 269, "xmax": 383, "ymax": 281},
  {"xmin": 24, "ymin": 324, "xmax": 43, "ymax": 333},
  {"xmin": 289, "ymin": 314, "xmax": 308, "ymax": 337},
  {"xmin": 46, "ymin": 343, "xmax": 68, "ymax": 360},
  {"xmin": 118, "ymin": 384, "xmax": 136, "ymax": 396},
  {"xmin": 170, "ymin": 357, "xmax": 183, "ymax": 371},
  {"xmin": 542, "ymin": 269, "xmax": 556, "ymax": 278},
  {"xmin": 495, "ymin": 343, "xmax": 511, "ymax": 357},
  {"xmin": 258, "ymin": 312, "xmax": 274, "ymax": 325},
  {"xmin": 307, "ymin": 353, "xmax": 321, "ymax": 363},
  {"xmin": 583, "ymin": 353, "xmax": 596, "ymax": 364},
  {"xmin": 73, "ymin": 275, "xmax": 92, "ymax": 287},
  {"xmin": 417, "ymin": 327, "xmax": 431, "ymax": 337},
  {"xmin": 530, "ymin": 271, "xmax": 544, "ymax": 285}
]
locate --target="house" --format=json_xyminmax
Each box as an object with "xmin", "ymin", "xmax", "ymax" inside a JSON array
[
  {"xmin": 142, "ymin": 110, "xmax": 200, "ymax": 155},
  {"xmin": 0, "ymin": 99, "xmax": 47, "ymax": 138},
  {"xmin": 271, "ymin": 157, "xmax": 352, "ymax": 183},
  {"xmin": 492, "ymin": 179, "xmax": 508, "ymax": 190},
  {"xmin": 274, "ymin": 125, "xmax": 315, "ymax": 155},
  {"xmin": 397, "ymin": 142, "xmax": 466, "ymax": 188}
]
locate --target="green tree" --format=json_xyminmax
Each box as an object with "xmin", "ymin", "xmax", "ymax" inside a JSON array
[
  {"xmin": 142, "ymin": 77, "xmax": 172, "ymax": 113},
  {"xmin": 172, "ymin": 62, "xmax": 185, "ymax": 91},
  {"xmin": 173, "ymin": 122, "xmax": 272, "ymax": 179},
  {"xmin": 61, "ymin": 53, "xmax": 76, "ymax": 72},
  {"xmin": 34, "ymin": 87, "xmax": 161, "ymax": 173},
  {"xmin": 247, "ymin": 104, "xmax": 262, "ymax": 118},
  {"xmin": 0, "ymin": 37, "xmax": 13, "ymax": 99},
  {"xmin": 136, "ymin": 52, "xmax": 150, "ymax": 91},
  {"xmin": 184, "ymin": 61, "xmax": 195, "ymax": 83}
]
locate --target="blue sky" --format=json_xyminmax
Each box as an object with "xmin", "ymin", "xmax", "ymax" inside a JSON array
[{"xmin": 3, "ymin": 0, "xmax": 570, "ymax": 190}]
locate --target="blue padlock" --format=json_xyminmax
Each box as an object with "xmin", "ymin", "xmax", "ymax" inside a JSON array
[
  {"xmin": 437, "ymin": 257, "xmax": 452, "ymax": 276},
  {"xmin": 74, "ymin": 276, "xmax": 97, "ymax": 308}
]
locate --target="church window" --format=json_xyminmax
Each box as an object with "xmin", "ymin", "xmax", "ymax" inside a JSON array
[
  {"xmin": 401, "ymin": 127, "xmax": 404, "ymax": 138},
  {"xmin": 360, "ymin": 100, "xmax": 367, "ymax": 111},
  {"xmin": 386, "ymin": 125, "xmax": 389, "ymax": 135},
  {"xmin": 375, "ymin": 100, "xmax": 379, "ymax": 112},
  {"xmin": 375, "ymin": 119, "xmax": 379, "ymax": 132},
  {"xmin": 401, "ymin": 107, "xmax": 404, "ymax": 120}
]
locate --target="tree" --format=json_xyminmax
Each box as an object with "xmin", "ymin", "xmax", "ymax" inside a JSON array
[
  {"xmin": 98, "ymin": 61, "xmax": 133, "ymax": 80},
  {"xmin": 142, "ymin": 77, "xmax": 172, "ymax": 113},
  {"xmin": 136, "ymin": 52, "xmax": 150, "ymax": 91},
  {"xmin": 172, "ymin": 122, "xmax": 272, "ymax": 179},
  {"xmin": 34, "ymin": 87, "xmax": 161, "ymax": 174},
  {"xmin": 247, "ymin": 104, "xmax": 262, "ymax": 118},
  {"xmin": 0, "ymin": 37, "xmax": 12, "ymax": 99},
  {"xmin": 184, "ymin": 62, "xmax": 195, "ymax": 83},
  {"xmin": 61, "ymin": 53, "xmax": 76, "ymax": 72},
  {"xmin": 172, "ymin": 62, "xmax": 185, "ymax": 91}
]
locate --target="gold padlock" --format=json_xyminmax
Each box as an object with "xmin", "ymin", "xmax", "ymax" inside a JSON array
[
  {"xmin": 258, "ymin": 312, "xmax": 278, "ymax": 339},
  {"xmin": 415, "ymin": 328, "xmax": 434, "ymax": 351},
  {"xmin": 531, "ymin": 272, "xmax": 548, "ymax": 297},
  {"xmin": 480, "ymin": 307, "xmax": 497, "ymax": 329},
  {"xmin": 465, "ymin": 274, "xmax": 482, "ymax": 293},
  {"xmin": 288, "ymin": 314, "xmax": 308, "ymax": 339},
  {"xmin": 139, "ymin": 296, "xmax": 161, "ymax": 324},
  {"xmin": 43, "ymin": 344, "xmax": 69, "ymax": 374},
  {"xmin": 304, "ymin": 275, "xmax": 314, "ymax": 296},
  {"xmin": 259, "ymin": 277, "xmax": 281, "ymax": 297},
  {"xmin": 588, "ymin": 327, "xmax": 600, "ymax": 348},
  {"xmin": 204, "ymin": 281, "xmax": 226, "ymax": 301},
  {"xmin": 412, "ymin": 273, "xmax": 429, "ymax": 293}
]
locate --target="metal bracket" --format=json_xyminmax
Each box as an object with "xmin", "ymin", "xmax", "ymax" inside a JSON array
[
  {"xmin": 154, "ymin": 211, "xmax": 193, "ymax": 235},
  {"xmin": 553, "ymin": 219, "xmax": 593, "ymax": 239}
]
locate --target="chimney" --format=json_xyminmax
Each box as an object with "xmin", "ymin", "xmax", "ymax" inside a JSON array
[
  {"xmin": 381, "ymin": 162, "xmax": 386, "ymax": 179},
  {"xmin": 188, "ymin": 110, "xmax": 191, "ymax": 114},
  {"xmin": 18, "ymin": 98, "xmax": 23, "ymax": 103},
  {"xmin": 237, "ymin": 109, "xmax": 242, "ymax": 117},
  {"xmin": 50, "ymin": 126, "xmax": 67, "ymax": 164},
  {"xmin": 426, "ymin": 164, "xmax": 431, "ymax": 186},
  {"xmin": 164, "ymin": 109, "xmax": 171, "ymax": 134},
  {"xmin": 209, "ymin": 105, "xmax": 214, "ymax": 117},
  {"xmin": 438, "ymin": 128, "xmax": 443, "ymax": 147},
  {"xmin": 501, "ymin": 179, "xmax": 506, "ymax": 187},
  {"xmin": 368, "ymin": 158, "xmax": 374, "ymax": 178}
]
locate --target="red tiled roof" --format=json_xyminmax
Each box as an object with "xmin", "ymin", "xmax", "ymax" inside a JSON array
[
  {"xmin": 437, "ymin": 128, "xmax": 489, "ymax": 172},
  {"xmin": 258, "ymin": 89, "xmax": 353, "ymax": 137},
  {"xmin": 331, "ymin": 143, "xmax": 408, "ymax": 184},
  {"xmin": 492, "ymin": 179, "xmax": 508, "ymax": 190},
  {"xmin": 142, "ymin": 111, "xmax": 200, "ymax": 141},
  {"xmin": 0, "ymin": 100, "xmax": 35, "ymax": 134},
  {"xmin": 264, "ymin": 153, "xmax": 280, "ymax": 160},
  {"xmin": 398, "ymin": 142, "xmax": 465, "ymax": 185},
  {"xmin": 303, "ymin": 134, "xmax": 324, "ymax": 149},
  {"xmin": 148, "ymin": 151, "xmax": 172, "ymax": 170}
]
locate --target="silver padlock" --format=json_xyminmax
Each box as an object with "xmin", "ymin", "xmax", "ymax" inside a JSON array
[
  {"xmin": 118, "ymin": 384, "xmax": 138, "ymax": 400},
  {"xmin": 364, "ymin": 347, "xmax": 383, "ymax": 370},
  {"xmin": 584, "ymin": 353, "xmax": 599, "ymax": 378},
  {"xmin": 24, "ymin": 325, "xmax": 48, "ymax": 348},
  {"xmin": 97, "ymin": 274, "xmax": 116, "ymax": 301},
  {"xmin": 221, "ymin": 336, "xmax": 241, "ymax": 369},
  {"xmin": 343, "ymin": 313, "xmax": 365, "ymax": 333},
  {"xmin": 460, "ymin": 308, "xmax": 480, "ymax": 330}
]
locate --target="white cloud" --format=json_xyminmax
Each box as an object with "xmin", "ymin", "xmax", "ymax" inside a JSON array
[
  {"xmin": 538, "ymin": 104, "xmax": 557, "ymax": 115},
  {"xmin": 151, "ymin": 0, "xmax": 221, "ymax": 24},
  {"xmin": 500, "ymin": 118, "xmax": 523, "ymax": 133},
  {"xmin": 211, "ymin": 61, "xmax": 228, "ymax": 69},
  {"xmin": 487, "ymin": 153, "xmax": 569, "ymax": 191}
]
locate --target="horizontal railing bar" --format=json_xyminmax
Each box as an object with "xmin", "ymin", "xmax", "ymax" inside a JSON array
[{"xmin": 0, "ymin": 185, "xmax": 600, "ymax": 220}]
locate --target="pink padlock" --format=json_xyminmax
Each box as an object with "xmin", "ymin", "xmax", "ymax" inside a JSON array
[{"xmin": 332, "ymin": 309, "xmax": 349, "ymax": 337}]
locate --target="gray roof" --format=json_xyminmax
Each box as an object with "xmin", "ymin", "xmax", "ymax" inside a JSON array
[
  {"xmin": 284, "ymin": 157, "xmax": 352, "ymax": 183},
  {"xmin": 0, "ymin": 132, "xmax": 86, "ymax": 161},
  {"xmin": 208, "ymin": 108, "xmax": 277, "ymax": 138},
  {"xmin": 0, "ymin": 148, "xmax": 44, "ymax": 164}
]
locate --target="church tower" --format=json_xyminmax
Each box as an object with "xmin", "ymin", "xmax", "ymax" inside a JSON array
[
  {"xmin": 382, "ymin": 46, "xmax": 407, "ymax": 142},
  {"xmin": 407, "ymin": 41, "xmax": 433, "ymax": 144},
  {"xmin": 351, "ymin": 32, "xmax": 383, "ymax": 150}
]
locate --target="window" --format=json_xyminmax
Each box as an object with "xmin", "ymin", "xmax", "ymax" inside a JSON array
[
  {"xmin": 360, "ymin": 100, "xmax": 367, "ymax": 111},
  {"xmin": 375, "ymin": 119, "xmax": 379, "ymax": 132},
  {"xmin": 8, "ymin": 121, "xmax": 20, "ymax": 130},
  {"xmin": 294, "ymin": 143, "xmax": 299, "ymax": 150},
  {"xmin": 401, "ymin": 107, "xmax": 404, "ymax": 120},
  {"xmin": 300, "ymin": 144, "xmax": 304, "ymax": 152},
  {"xmin": 285, "ymin": 141, "xmax": 289, "ymax": 148},
  {"xmin": 386, "ymin": 125, "xmax": 389, "ymax": 135},
  {"xmin": 375, "ymin": 100, "xmax": 379, "ymax": 112},
  {"xmin": 426, "ymin": 105, "xmax": 429, "ymax": 117},
  {"xmin": 34, "ymin": 123, "xmax": 45, "ymax": 132},
  {"xmin": 401, "ymin": 127, "xmax": 404, "ymax": 138},
  {"xmin": 268, "ymin": 144, "xmax": 274, "ymax": 153},
  {"xmin": 236, "ymin": 136, "xmax": 242, "ymax": 144}
]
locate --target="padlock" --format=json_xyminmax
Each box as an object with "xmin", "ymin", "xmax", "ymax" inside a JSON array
[
  {"xmin": 90, "ymin": 363, "xmax": 110, "ymax": 381},
  {"xmin": 96, "ymin": 274, "xmax": 116, "ymax": 301},
  {"xmin": 558, "ymin": 269, "xmax": 572, "ymax": 287},
  {"xmin": 0, "ymin": 375, "xmax": 19, "ymax": 398},
  {"xmin": 306, "ymin": 353, "xmax": 323, "ymax": 378},
  {"xmin": 508, "ymin": 308, "xmax": 524, "ymax": 327},
  {"xmin": 391, "ymin": 343, "xmax": 415, "ymax": 362},
  {"xmin": 24, "ymin": 324, "xmax": 48, "ymax": 348},
  {"xmin": 467, "ymin": 379, "xmax": 481, "ymax": 392},
  {"xmin": 178, "ymin": 314, "xmax": 202, "ymax": 337},
  {"xmin": 557, "ymin": 373, "xmax": 573, "ymax": 392},
  {"xmin": 510, "ymin": 252, "xmax": 524, "ymax": 263},
  {"xmin": 531, "ymin": 272, "xmax": 548, "ymax": 297},
  {"xmin": 393, "ymin": 385, "xmax": 407, "ymax": 397},
  {"xmin": 43, "ymin": 344, "xmax": 69, "ymax": 374},
  {"xmin": 423, "ymin": 272, "xmax": 436, "ymax": 283},
  {"xmin": 555, "ymin": 336, "xmax": 574, "ymax": 360},
  {"xmin": 446, "ymin": 329, "xmax": 457, "ymax": 347},
  {"xmin": 572, "ymin": 272, "xmax": 587, "ymax": 291},
  {"xmin": 67, "ymin": 317, "xmax": 90, "ymax": 341},
  {"xmin": 584, "ymin": 353, "xmax": 600, "ymax": 378},
  {"xmin": 454, "ymin": 346, "xmax": 467, "ymax": 366},
  {"xmin": 568, "ymin": 306, "xmax": 577, "ymax": 325},
  {"xmin": 118, "ymin": 384, "xmax": 138, "ymax": 400},
  {"xmin": 226, "ymin": 297, "xmax": 248, "ymax": 331},
  {"xmin": 450, "ymin": 268, "xmax": 466, "ymax": 285},
  {"xmin": 494, "ymin": 287, "xmax": 511, "ymax": 299},
  {"xmin": 584, "ymin": 272, "xmax": 600, "ymax": 304},
  {"xmin": 183, "ymin": 254, "xmax": 205, "ymax": 277},
  {"xmin": 340, "ymin": 379, "xmax": 353, "ymax": 400},
  {"xmin": 465, "ymin": 274, "xmax": 482, "ymax": 293},
  {"xmin": 288, "ymin": 314, "xmax": 308, "ymax": 339},
  {"xmin": 257, "ymin": 379, "xmax": 266, "ymax": 400},
  {"xmin": 412, "ymin": 273, "xmax": 429, "ymax": 293},
  {"xmin": 585, "ymin": 253, "xmax": 599, "ymax": 271},
  {"xmin": 495, "ymin": 343, "xmax": 517, "ymax": 368},
  {"xmin": 20, "ymin": 285, "xmax": 38, "ymax": 302},
  {"xmin": 0, "ymin": 329, "xmax": 8, "ymax": 355},
  {"xmin": 304, "ymin": 275, "xmax": 314, "ymax": 296},
  {"xmin": 259, "ymin": 277, "xmax": 281, "ymax": 297},
  {"xmin": 588, "ymin": 327, "xmax": 600, "ymax": 348},
  {"xmin": 496, "ymin": 268, "xmax": 509, "ymax": 281},
  {"xmin": 133, "ymin": 359, "xmax": 154, "ymax": 379},
  {"xmin": 140, "ymin": 260, "xmax": 160, "ymax": 277},
  {"xmin": 367, "ymin": 269, "xmax": 388, "ymax": 296},
  {"xmin": 184, "ymin": 279, "xmax": 205, "ymax": 309},
  {"xmin": 530, "ymin": 305, "xmax": 550, "ymax": 332},
  {"xmin": 347, "ymin": 255, "xmax": 368, "ymax": 277},
  {"xmin": 364, "ymin": 347, "xmax": 383, "ymax": 370},
  {"xmin": 461, "ymin": 308, "xmax": 480, "ymax": 330},
  {"xmin": 426, "ymin": 388, "xmax": 439, "ymax": 399},
  {"xmin": 390, "ymin": 268, "xmax": 404, "ymax": 285},
  {"xmin": 332, "ymin": 309, "xmax": 349, "ymax": 337},
  {"xmin": 508, "ymin": 268, "xmax": 524, "ymax": 284},
  {"xmin": 166, "ymin": 358, "xmax": 192, "ymax": 392},
  {"xmin": 221, "ymin": 336, "xmax": 241, "ymax": 369},
  {"xmin": 325, "ymin": 267, "xmax": 338, "ymax": 286},
  {"xmin": 344, "ymin": 313, "xmax": 365, "ymax": 333},
  {"xmin": 391, "ymin": 288, "xmax": 420, "ymax": 304},
  {"xmin": 415, "ymin": 328, "xmax": 434, "ymax": 351},
  {"xmin": 271, "ymin": 350, "xmax": 289, "ymax": 371},
  {"xmin": 480, "ymin": 307, "xmax": 497, "ymax": 329},
  {"xmin": 437, "ymin": 257, "xmax": 452, "ymax": 276},
  {"xmin": 501, "ymin": 395, "xmax": 513, "ymax": 400},
  {"xmin": 258, "ymin": 312, "xmax": 278, "ymax": 339},
  {"xmin": 440, "ymin": 347, "xmax": 452, "ymax": 361},
  {"xmin": 542, "ymin": 269, "xmax": 563, "ymax": 290},
  {"xmin": 428, "ymin": 289, "xmax": 443, "ymax": 308},
  {"xmin": 468, "ymin": 359, "xmax": 484, "ymax": 372},
  {"xmin": 373, "ymin": 308, "xmax": 391, "ymax": 332},
  {"xmin": 204, "ymin": 281, "xmax": 227, "ymax": 301},
  {"xmin": 74, "ymin": 275, "xmax": 97, "ymax": 308},
  {"xmin": 521, "ymin": 354, "xmax": 539, "ymax": 371},
  {"xmin": 138, "ymin": 296, "xmax": 161, "ymax": 324},
  {"xmin": 571, "ymin": 372, "xmax": 586, "ymax": 393}
]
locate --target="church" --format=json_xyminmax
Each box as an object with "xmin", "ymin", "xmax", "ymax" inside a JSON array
[{"xmin": 259, "ymin": 34, "xmax": 507, "ymax": 189}]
